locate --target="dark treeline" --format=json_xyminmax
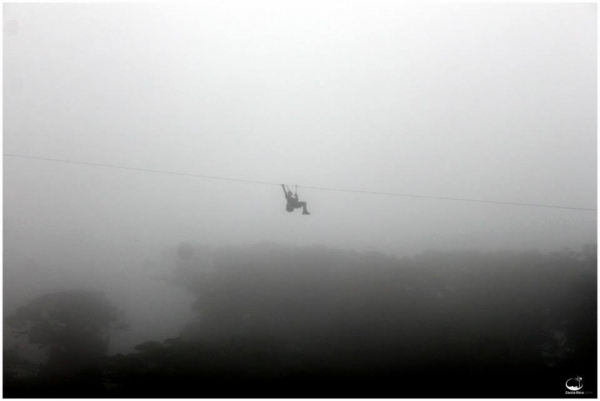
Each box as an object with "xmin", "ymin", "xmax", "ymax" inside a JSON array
[{"xmin": 4, "ymin": 243, "xmax": 597, "ymax": 398}]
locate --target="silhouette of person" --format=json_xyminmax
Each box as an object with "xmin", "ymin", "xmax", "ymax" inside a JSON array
[{"xmin": 282, "ymin": 184, "xmax": 310, "ymax": 215}]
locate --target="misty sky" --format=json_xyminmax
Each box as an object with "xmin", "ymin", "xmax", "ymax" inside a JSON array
[{"xmin": 3, "ymin": 2, "xmax": 597, "ymax": 346}]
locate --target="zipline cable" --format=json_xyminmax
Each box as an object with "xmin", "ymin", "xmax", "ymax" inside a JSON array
[
  {"xmin": 4, "ymin": 153, "xmax": 597, "ymax": 212},
  {"xmin": 4, "ymin": 153, "xmax": 278, "ymax": 187}
]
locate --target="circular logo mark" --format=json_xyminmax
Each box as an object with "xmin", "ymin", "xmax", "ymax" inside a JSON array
[{"xmin": 565, "ymin": 377, "xmax": 583, "ymax": 391}]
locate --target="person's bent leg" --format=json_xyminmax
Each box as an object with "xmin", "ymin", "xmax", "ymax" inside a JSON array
[{"xmin": 298, "ymin": 202, "xmax": 310, "ymax": 215}]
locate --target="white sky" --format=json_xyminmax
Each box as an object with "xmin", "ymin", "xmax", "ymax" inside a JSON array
[{"xmin": 3, "ymin": 1, "xmax": 597, "ymax": 260}]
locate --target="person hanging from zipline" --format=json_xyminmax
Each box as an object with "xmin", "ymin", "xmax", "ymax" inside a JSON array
[{"xmin": 281, "ymin": 184, "xmax": 310, "ymax": 215}]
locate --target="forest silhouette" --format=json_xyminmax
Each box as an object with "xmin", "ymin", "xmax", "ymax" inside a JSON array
[{"xmin": 4, "ymin": 244, "xmax": 597, "ymax": 398}]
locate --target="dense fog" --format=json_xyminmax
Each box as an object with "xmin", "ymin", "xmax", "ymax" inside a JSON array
[
  {"xmin": 4, "ymin": 243, "xmax": 597, "ymax": 397},
  {"xmin": 3, "ymin": 2, "xmax": 597, "ymax": 398}
]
